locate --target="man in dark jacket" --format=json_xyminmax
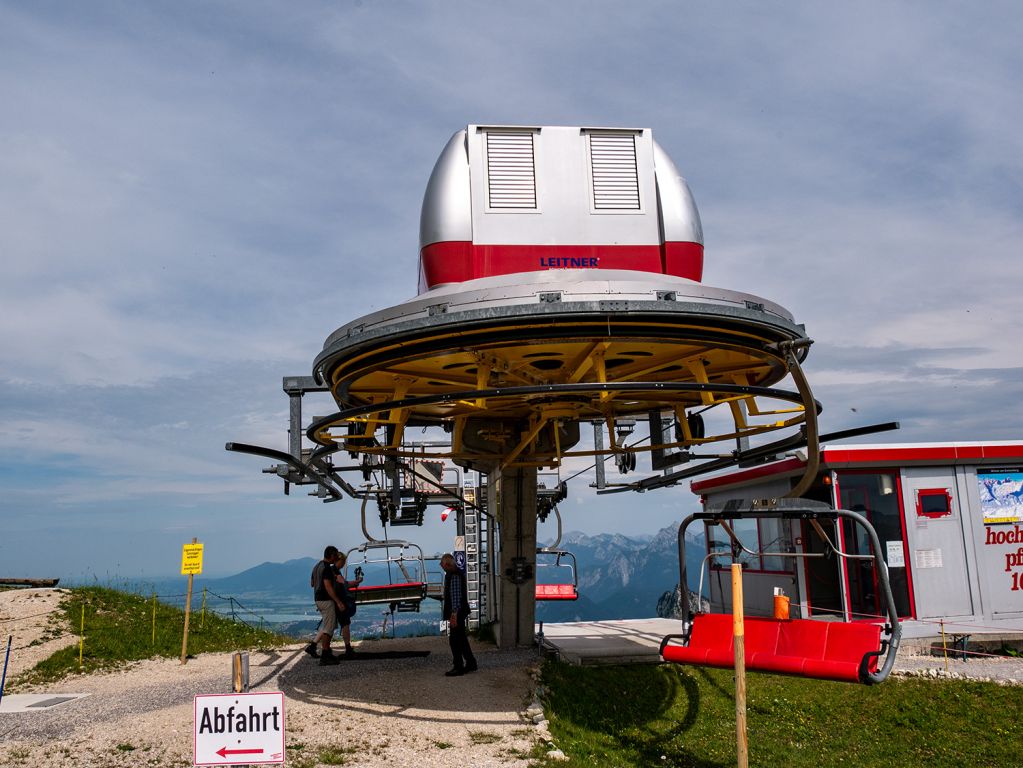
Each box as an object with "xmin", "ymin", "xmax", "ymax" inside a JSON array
[{"xmin": 441, "ymin": 553, "xmax": 477, "ymax": 676}]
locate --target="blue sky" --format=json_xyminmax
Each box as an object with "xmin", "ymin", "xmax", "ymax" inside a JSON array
[{"xmin": 2, "ymin": 2, "xmax": 1022, "ymax": 578}]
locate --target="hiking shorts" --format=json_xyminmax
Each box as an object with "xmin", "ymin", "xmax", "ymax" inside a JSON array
[{"xmin": 315, "ymin": 600, "xmax": 337, "ymax": 637}]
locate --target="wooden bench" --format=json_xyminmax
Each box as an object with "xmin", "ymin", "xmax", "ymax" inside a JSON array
[{"xmin": 661, "ymin": 613, "xmax": 883, "ymax": 683}]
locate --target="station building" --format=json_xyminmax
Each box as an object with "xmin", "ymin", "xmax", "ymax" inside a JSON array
[{"xmin": 690, "ymin": 442, "xmax": 1023, "ymax": 637}]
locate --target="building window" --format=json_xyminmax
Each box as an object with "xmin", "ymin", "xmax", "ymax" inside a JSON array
[
  {"xmin": 707, "ymin": 517, "xmax": 794, "ymax": 574},
  {"xmin": 916, "ymin": 488, "xmax": 952, "ymax": 518}
]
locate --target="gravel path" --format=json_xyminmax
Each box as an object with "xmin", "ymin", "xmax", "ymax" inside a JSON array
[
  {"xmin": 892, "ymin": 644, "xmax": 1023, "ymax": 684},
  {"xmin": 0, "ymin": 590, "xmax": 545, "ymax": 768}
]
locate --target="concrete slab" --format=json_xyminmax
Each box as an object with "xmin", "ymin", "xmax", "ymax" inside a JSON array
[
  {"xmin": 537, "ymin": 618, "xmax": 680, "ymax": 665},
  {"xmin": 0, "ymin": 693, "xmax": 90, "ymax": 713}
]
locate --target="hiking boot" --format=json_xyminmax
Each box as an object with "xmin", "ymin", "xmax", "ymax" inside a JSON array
[
  {"xmin": 344, "ymin": 647, "xmax": 356, "ymax": 657},
  {"xmin": 304, "ymin": 642, "xmax": 319, "ymax": 658},
  {"xmin": 444, "ymin": 668, "xmax": 464, "ymax": 677},
  {"xmin": 464, "ymin": 662, "xmax": 478, "ymax": 673},
  {"xmin": 319, "ymin": 651, "xmax": 341, "ymax": 666}
]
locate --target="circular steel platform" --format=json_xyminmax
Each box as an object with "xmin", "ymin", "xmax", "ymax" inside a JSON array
[{"xmin": 309, "ymin": 270, "xmax": 812, "ymax": 465}]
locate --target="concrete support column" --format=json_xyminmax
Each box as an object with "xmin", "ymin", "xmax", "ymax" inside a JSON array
[{"xmin": 490, "ymin": 466, "xmax": 538, "ymax": 649}]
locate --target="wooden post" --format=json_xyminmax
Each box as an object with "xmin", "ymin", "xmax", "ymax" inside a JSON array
[
  {"xmin": 151, "ymin": 592, "xmax": 157, "ymax": 645},
  {"xmin": 940, "ymin": 618, "xmax": 949, "ymax": 674},
  {"xmin": 732, "ymin": 563, "xmax": 748, "ymax": 768},
  {"xmin": 181, "ymin": 537, "xmax": 196, "ymax": 665},
  {"xmin": 233, "ymin": 652, "xmax": 243, "ymax": 693}
]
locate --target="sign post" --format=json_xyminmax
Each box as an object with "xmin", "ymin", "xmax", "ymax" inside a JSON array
[
  {"xmin": 195, "ymin": 691, "xmax": 285, "ymax": 766},
  {"xmin": 732, "ymin": 563, "xmax": 748, "ymax": 768},
  {"xmin": 181, "ymin": 538, "xmax": 204, "ymax": 665}
]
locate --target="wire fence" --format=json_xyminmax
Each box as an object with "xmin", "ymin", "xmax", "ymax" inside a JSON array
[
  {"xmin": 776, "ymin": 598, "xmax": 1023, "ymax": 667},
  {"xmin": 0, "ymin": 587, "xmax": 289, "ymax": 655}
]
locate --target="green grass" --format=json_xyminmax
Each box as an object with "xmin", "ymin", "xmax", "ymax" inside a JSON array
[
  {"xmin": 534, "ymin": 661, "xmax": 1023, "ymax": 767},
  {"xmin": 12, "ymin": 586, "xmax": 292, "ymax": 687},
  {"xmin": 468, "ymin": 730, "xmax": 502, "ymax": 745}
]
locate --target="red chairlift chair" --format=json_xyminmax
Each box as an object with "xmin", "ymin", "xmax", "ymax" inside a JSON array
[
  {"xmin": 535, "ymin": 550, "xmax": 579, "ymax": 602},
  {"xmin": 659, "ymin": 499, "xmax": 902, "ymax": 685},
  {"xmin": 535, "ymin": 503, "xmax": 579, "ymax": 602}
]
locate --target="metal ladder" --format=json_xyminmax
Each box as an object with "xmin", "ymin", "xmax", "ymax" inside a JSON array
[{"xmin": 464, "ymin": 503, "xmax": 481, "ymax": 630}]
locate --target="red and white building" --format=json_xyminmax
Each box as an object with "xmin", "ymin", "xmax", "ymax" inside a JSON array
[{"xmin": 690, "ymin": 442, "xmax": 1023, "ymax": 637}]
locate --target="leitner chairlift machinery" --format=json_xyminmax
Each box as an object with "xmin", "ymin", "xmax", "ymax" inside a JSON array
[
  {"xmin": 535, "ymin": 480, "xmax": 579, "ymax": 602},
  {"xmin": 342, "ymin": 490, "xmax": 429, "ymax": 613},
  {"xmin": 660, "ymin": 498, "xmax": 903, "ymax": 685}
]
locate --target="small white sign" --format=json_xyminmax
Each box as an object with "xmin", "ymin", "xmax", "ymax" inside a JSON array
[
  {"xmin": 454, "ymin": 535, "xmax": 465, "ymax": 551},
  {"xmin": 915, "ymin": 548, "xmax": 944, "ymax": 569},
  {"xmin": 886, "ymin": 540, "xmax": 906, "ymax": 568},
  {"xmin": 195, "ymin": 692, "xmax": 285, "ymax": 766}
]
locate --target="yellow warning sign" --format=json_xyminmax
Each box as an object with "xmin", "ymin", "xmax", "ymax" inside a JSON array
[{"xmin": 181, "ymin": 543, "xmax": 204, "ymax": 575}]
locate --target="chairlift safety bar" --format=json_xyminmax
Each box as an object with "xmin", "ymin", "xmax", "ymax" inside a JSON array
[{"xmin": 667, "ymin": 498, "xmax": 902, "ymax": 685}]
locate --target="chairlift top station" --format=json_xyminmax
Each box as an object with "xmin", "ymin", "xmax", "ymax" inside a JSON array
[
  {"xmin": 307, "ymin": 126, "xmax": 816, "ymax": 475},
  {"xmin": 229, "ymin": 125, "xmax": 898, "ymax": 660}
]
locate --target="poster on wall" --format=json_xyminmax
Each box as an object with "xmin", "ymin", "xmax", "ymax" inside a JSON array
[{"xmin": 977, "ymin": 468, "xmax": 1023, "ymax": 525}]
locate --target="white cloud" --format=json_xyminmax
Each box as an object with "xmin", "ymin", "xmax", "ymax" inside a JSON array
[{"xmin": 3, "ymin": 2, "xmax": 1023, "ymax": 575}]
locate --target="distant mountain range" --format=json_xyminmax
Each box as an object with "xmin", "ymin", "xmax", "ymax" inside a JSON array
[
  {"xmin": 93, "ymin": 524, "xmax": 707, "ymax": 632},
  {"xmin": 536, "ymin": 524, "xmax": 706, "ymax": 623}
]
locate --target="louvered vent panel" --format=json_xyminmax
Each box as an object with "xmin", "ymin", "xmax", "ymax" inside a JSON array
[
  {"xmin": 486, "ymin": 132, "xmax": 536, "ymax": 208},
  {"xmin": 590, "ymin": 134, "xmax": 640, "ymax": 209}
]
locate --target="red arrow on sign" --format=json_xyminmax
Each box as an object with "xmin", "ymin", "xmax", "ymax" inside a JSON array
[{"xmin": 216, "ymin": 746, "xmax": 265, "ymax": 758}]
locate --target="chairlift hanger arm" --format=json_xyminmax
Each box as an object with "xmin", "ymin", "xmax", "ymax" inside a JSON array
[
  {"xmin": 225, "ymin": 442, "xmax": 346, "ymax": 501},
  {"xmin": 596, "ymin": 421, "xmax": 900, "ymax": 495},
  {"xmin": 597, "ymin": 427, "xmax": 812, "ymax": 494},
  {"xmin": 779, "ymin": 342, "xmax": 819, "ymax": 499},
  {"xmin": 305, "ymin": 446, "xmax": 362, "ymax": 498},
  {"xmin": 537, "ymin": 504, "xmax": 565, "ymax": 550}
]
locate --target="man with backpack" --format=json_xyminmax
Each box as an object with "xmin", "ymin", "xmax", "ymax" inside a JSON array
[{"xmin": 307, "ymin": 545, "xmax": 345, "ymax": 665}]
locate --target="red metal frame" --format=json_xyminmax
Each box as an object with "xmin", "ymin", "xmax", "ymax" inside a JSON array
[
  {"xmin": 894, "ymin": 474, "xmax": 918, "ymax": 619},
  {"xmin": 833, "ymin": 470, "xmax": 916, "ymax": 621},
  {"xmin": 915, "ymin": 487, "xmax": 953, "ymax": 519}
]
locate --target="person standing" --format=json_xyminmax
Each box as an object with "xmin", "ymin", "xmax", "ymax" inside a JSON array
[
  {"xmin": 333, "ymin": 552, "xmax": 363, "ymax": 657},
  {"xmin": 441, "ymin": 553, "xmax": 477, "ymax": 676},
  {"xmin": 307, "ymin": 545, "xmax": 345, "ymax": 665}
]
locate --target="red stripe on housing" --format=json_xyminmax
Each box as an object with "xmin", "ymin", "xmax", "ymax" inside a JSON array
[
  {"xmin": 690, "ymin": 444, "xmax": 1023, "ymax": 495},
  {"xmin": 821, "ymin": 447, "xmax": 953, "ymax": 464},
  {"xmin": 690, "ymin": 456, "xmax": 806, "ymax": 493},
  {"xmin": 418, "ymin": 241, "xmax": 703, "ymax": 292},
  {"xmin": 821, "ymin": 445, "xmax": 1023, "ymax": 465},
  {"xmin": 978, "ymin": 444, "xmax": 1023, "ymax": 460}
]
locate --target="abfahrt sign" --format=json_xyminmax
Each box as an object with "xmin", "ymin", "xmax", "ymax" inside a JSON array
[{"xmin": 194, "ymin": 692, "xmax": 285, "ymax": 765}]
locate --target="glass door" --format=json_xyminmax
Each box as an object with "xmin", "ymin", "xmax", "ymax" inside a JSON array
[{"xmin": 836, "ymin": 471, "xmax": 914, "ymax": 619}]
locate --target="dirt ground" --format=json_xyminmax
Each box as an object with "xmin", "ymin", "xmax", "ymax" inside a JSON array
[{"xmin": 0, "ymin": 589, "xmax": 548, "ymax": 768}]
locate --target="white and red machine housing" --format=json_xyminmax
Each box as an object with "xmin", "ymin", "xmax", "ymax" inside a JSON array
[{"xmin": 418, "ymin": 125, "xmax": 704, "ymax": 292}]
